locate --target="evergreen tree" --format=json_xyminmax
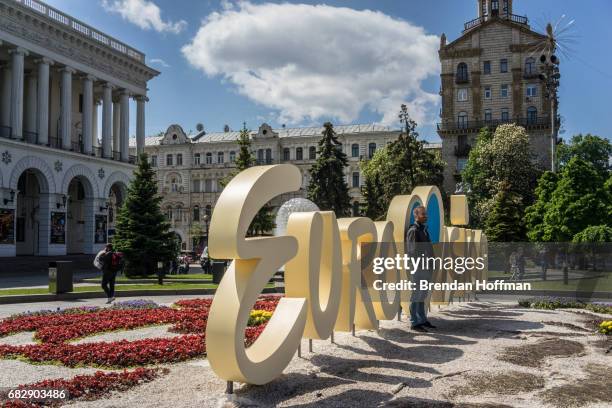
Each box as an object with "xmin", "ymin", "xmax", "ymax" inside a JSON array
[
  {"xmin": 485, "ymin": 182, "xmax": 525, "ymax": 242},
  {"xmin": 307, "ymin": 122, "xmax": 352, "ymax": 216},
  {"xmin": 220, "ymin": 125, "xmax": 275, "ymax": 236},
  {"xmin": 113, "ymin": 153, "xmax": 178, "ymax": 276},
  {"xmin": 361, "ymin": 105, "xmax": 444, "ymax": 220}
]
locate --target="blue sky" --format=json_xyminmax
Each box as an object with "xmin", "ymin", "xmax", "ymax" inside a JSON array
[{"xmin": 46, "ymin": 0, "xmax": 612, "ymax": 142}]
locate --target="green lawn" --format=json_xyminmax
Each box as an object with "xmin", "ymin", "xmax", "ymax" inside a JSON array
[
  {"xmin": 0, "ymin": 281, "xmax": 275, "ymax": 297},
  {"xmin": 83, "ymin": 273, "xmax": 213, "ymax": 283},
  {"xmin": 0, "ymin": 282, "xmax": 219, "ymax": 296}
]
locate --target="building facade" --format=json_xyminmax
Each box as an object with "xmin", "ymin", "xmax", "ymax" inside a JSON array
[
  {"xmin": 0, "ymin": 0, "xmax": 158, "ymax": 256},
  {"xmin": 438, "ymin": 0, "xmax": 553, "ymax": 193},
  {"xmin": 133, "ymin": 123, "xmax": 441, "ymax": 251}
]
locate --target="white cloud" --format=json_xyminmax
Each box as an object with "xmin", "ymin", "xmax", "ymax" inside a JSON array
[
  {"xmin": 102, "ymin": 0, "xmax": 187, "ymax": 34},
  {"xmin": 150, "ymin": 58, "xmax": 170, "ymax": 68},
  {"xmin": 182, "ymin": 2, "xmax": 440, "ymax": 126}
]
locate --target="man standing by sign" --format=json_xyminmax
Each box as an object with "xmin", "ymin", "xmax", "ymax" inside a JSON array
[{"xmin": 406, "ymin": 205, "xmax": 436, "ymax": 332}]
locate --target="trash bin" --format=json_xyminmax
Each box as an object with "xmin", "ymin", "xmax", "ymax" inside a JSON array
[
  {"xmin": 49, "ymin": 261, "xmax": 73, "ymax": 294},
  {"xmin": 211, "ymin": 261, "xmax": 226, "ymax": 284}
]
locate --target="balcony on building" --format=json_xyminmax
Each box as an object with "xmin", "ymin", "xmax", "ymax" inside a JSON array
[
  {"xmin": 463, "ymin": 13, "xmax": 528, "ymax": 33},
  {"xmin": 437, "ymin": 116, "xmax": 551, "ymax": 134}
]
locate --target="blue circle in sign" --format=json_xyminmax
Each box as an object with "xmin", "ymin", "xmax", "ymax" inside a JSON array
[{"xmin": 427, "ymin": 194, "xmax": 441, "ymax": 243}]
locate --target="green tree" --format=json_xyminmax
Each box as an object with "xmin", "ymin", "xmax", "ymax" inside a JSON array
[
  {"xmin": 113, "ymin": 153, "xmax": 178, "ymax": 276},
  {"xmin": 572, "ymin": 225, "xmax": 612, "ymax": 243},
  {"xmin": 307, "ymin": 122, "xmax": 352, "ymax": 216},
  {"xmin": 485, "ymin": 182, "xmax": 525, "ymax": 242},
  {"xmin": 542, "ymin": 157, "xmax": 608, "ymax": 242},
  {"xmin": 556, "ymin": 134, "xmax": 611, "ymax": 176},
  {"xmin": 462, "ymin": 124, "xmax": 542, "ymax": 229},
  {"xmin": 361, "ymin": 105, "xmax": 444, "ymax": 220},
  {"xmin": 221, "ymin": 125, "xmax": 275, "ymax": 236},
  {"xmin": 525, "ymin": 171, "xmax": 559, "ymax": 242},
  {"xmin": 550, "ymin": 163, "xmax": 604, "ymax": 242}
]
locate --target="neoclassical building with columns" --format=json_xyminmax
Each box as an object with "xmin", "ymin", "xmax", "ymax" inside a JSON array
[{"xmin": 0, "ymin": 0, "xmax": 158, "ymax": 257}]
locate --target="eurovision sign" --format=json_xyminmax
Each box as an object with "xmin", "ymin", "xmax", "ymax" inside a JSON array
[{"xmin": 206, "ymin": 164, "xmax": 487, "ymax": 385}]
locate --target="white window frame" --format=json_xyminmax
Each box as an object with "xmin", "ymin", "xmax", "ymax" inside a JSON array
[
  {"xmin": 526, "ymin": 84, "xmax": 537, "ymax": 97},
  {"xmin": 457, "ymin": 88, "xmax": 468, "ymax": 102},
  {"xmin": 484, "ymin": 86, "xmax": 492, "ymax": 99},
  {"xmin": 501, "ymin": 84, "xmax": 509, "ymax": 98}
]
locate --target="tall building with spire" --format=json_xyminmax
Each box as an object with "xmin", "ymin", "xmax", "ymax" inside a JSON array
[{"xmin": 437, "ymin": 0, "xmax": 555, "ymax": 193}]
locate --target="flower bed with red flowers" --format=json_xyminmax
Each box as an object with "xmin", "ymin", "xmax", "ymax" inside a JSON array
[
  {"xmin": 1, "ymin": 368, "xmax": 166, "ymax": 407},
  {"xmin": 0, "ymin": 295, "xmax": 281, "ymax": 368}
]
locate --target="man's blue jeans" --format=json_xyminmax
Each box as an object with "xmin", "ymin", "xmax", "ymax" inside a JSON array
[{"xmin": 410, "ymin": 301, "xmax": 427, "ymax": 327}]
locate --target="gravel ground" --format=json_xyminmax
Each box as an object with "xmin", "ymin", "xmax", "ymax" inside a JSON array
[
  {"xmin": 0, "ymin": 301, "xmax": 609, "ymax": 407},
  {"xmin": 27, "ymin": 301, "xmax": 607, "ymax": 408}
]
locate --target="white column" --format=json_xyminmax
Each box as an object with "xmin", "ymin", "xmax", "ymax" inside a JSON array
[
  {"xmin": 81, "ymin": 75, "xmax": 95, "ymax": 155},
  {"xmin": 82, "ymin": 197, "xmax": 95, "ymax": 254},
  {"xmin": 119, "ymin": 90, "xmax": 130, "ymax": 162},
  {"xmin": 60, "ymin": 66, "xmax": 75, "ymax": 150},
  {"xmin": 24, "ymin": 72, "xmax": 37, "ymax": 142},
  {"xmin": 112, "ymin": 99, "xmax": 120, "ymax": 158},
  {"xmin": 135, "ymin": 95, "xmax": 147, "ymax": 156},
  {"xmin": 9, "ymin": 47, "xmax": 27, "ymax": 140},
  {"xmin": 93, "ymin": 99, "xmax": 100, "ymax": 148},
  {"xmin": 1, "ymin": 64, "xmax": 11, "ymax": 129},
  {"xmin": 37, "ymin": 193, "xmax": 52, "ymax": 256},
  {"xmin": 36, "ymin": 58, "xmax": 52, "ymax": 145},
  {"xmin": 102, "ymin": 83, "xmax": 113, "ymax": 158}
]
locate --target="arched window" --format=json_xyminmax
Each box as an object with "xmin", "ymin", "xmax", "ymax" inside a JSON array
[
  {"xmin": 309, "ymin": 146, "xmax": 316, "ymax": 160},
  {"xmin": 205, "ymin": 204, "xmax": 212, "ymax": 217},
  {"xmin": 193, "ymin": 205, "xmax": 200, "ymax": 222},
  {"xmin": 458, "ymin": 112, "xmax": 468, "ymax": 128},
  {"xmin": 283, "ymin": 147, "xmax": 290, "ymax": 161},
  {"xmin": 165, "ymin": 206, "xmax": 173, "ymax": 221},
  {"xmin": 525, "ymin": 57, "xmax": 536, "ymax": 75},
  {"xmin": 351, "ymin": 143, "xmax": 359, "ymax": 157},
  {"xmin": 194, "ymin": 153, "xmax": 201, "ymax": 165},
  {"xmin": 217, "ymin": 152, "xmax": 224, "ymax": 164},
  {"xmin": 352, "ymin": 201, "xmax": 360, "ymax": 216},
  {"xmin": 296, "ymin": 147, "xmax": 303, "ymax": 160},
  {"xmin": 456, "ymin": 62, "xmax": 469, "ymax": 83},
  {"xmin": 527, "ymin": 106, "xmax": 537, "ymax": 124},
  {"xmin": 205, "ymin": 152, "xmax": 212, "ymax": 164},
  {"xmin": 171, "ymin": 177, "xmax": 179, "ymax": 192}
]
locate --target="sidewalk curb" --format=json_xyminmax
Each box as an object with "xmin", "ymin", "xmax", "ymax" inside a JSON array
[{"xmin": 0, "ymin": 287, "xmax": 282, "ymax": 304}]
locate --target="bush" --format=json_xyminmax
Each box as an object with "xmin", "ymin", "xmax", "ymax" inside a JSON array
[
  {"xmin": 517, "ymin": 298, "xmax": 612, "ymax": 314},
  {"xmin": 598, "ymin": 321, "xmax": 612, "ymax": 335}
]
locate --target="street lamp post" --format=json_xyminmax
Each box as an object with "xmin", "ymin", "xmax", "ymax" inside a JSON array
[{"xmin": 539, "ymin": 53, "xmax": 561, "ymax": 173}]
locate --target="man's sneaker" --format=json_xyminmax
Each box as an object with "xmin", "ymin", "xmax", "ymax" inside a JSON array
[
  {"xmin": 106, "ymin": 298, "xmax": 112, "ymax": 304},
  {"xmin": 411, "ymin": 325, "xmax": 428, "ymax": 333},
  {"xmin": 423, "ymin": 321, "xmax": 437, "ymax": 329}
]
